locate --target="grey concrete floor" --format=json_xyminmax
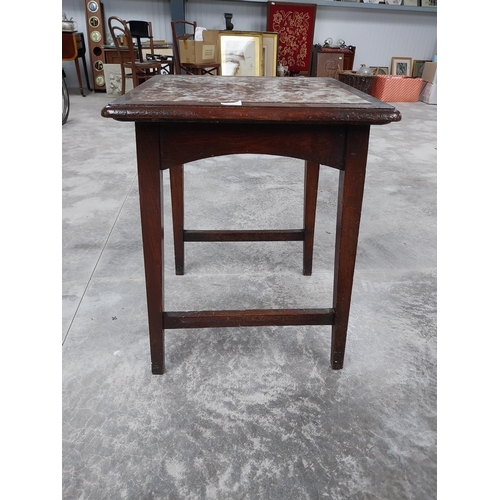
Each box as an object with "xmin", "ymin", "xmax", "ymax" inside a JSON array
[{"xmin": 62, "ymin": 87, "xmax": 436, "ymax": 499}]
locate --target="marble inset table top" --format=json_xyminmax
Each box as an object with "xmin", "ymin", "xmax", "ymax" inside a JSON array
[
  {"xmin": 102, "ymin": 75, "xmax": 401, "ymax": 124},
  {"xmin": 124, "ymin": 75, "xmax": 370, "ymax": 105}
]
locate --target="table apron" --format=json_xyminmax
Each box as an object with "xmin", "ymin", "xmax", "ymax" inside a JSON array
[{"xmin": 153, "ymin": 122, "xmax": 352, "ymax": 170}]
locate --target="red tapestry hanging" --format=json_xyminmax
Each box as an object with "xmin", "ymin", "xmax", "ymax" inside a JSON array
[{"xmin": 267, "ymin": 2, "xmax": 317, "ymax": 74}]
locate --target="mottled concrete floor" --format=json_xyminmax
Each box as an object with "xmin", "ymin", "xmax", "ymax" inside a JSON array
[{"xmin": 62, "ymin": 88, "xmax": 436, "ymax": 499}]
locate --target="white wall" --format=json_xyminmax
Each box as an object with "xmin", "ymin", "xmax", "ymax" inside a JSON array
[
  {"xmin": 62, "ymin": 0, "xmax": 436, "ymax": 89},
  {"xmin": 188, "ymin": 1, "xmax": 437, "ymax": 67}
]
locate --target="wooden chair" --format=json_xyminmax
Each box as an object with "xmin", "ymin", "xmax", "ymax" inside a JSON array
[
  {"xmin": 129, "ymin": 19, "xmax": 174, "ymax": 74},
  {"xmin": 108, "ymin": 16, "xmax": 162, "ymax": 95},
  {"xmin": 170, "ymin": 20, "xmax": 221, "ymax": 75},
  {"xmin": 128, "ymin": 20, "xmax": 154, "ymax": 63}
]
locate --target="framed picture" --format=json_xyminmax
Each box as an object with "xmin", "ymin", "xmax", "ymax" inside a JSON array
[
  {"xmin": 412, "ymin": 59, "xmax": 431, "ymax": 78},
  {"xmin": 220, "ymin": 33, "xmax": 262, "ymax": 76},
  {"xmin": 370, "ymin": 66, "xmax": 389, "ymax": 76},
  {"xmin": 267, "ymin": 2, "xmax": 317, "ymax": 74},
  {"xmin": 421, "ymin": 0, "xmax": 436, "ymax": 6},
  {"xmin": 262, "ymin": 32, "xmax": 278, "ymax": 76},
  {"xmin": 403, "ymin": 0, "xmax": 419, "ymax": 5},
  {"xmin": 391, "ymin": 57, "xmax": 412, "ymax": 76},
  {"xmin": 103, "ymin": 64, "xmax": 133, "ymax": 96}
]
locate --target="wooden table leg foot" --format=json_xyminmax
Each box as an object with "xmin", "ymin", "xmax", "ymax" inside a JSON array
[
  {"xmin": 149, "ymin": 328, "xmax": 165, "ymax": 374},
  {"xmin": 330, "ymin": 350, "xmax": 345, "ymax": 370},
  {"xmin": 152, "ymin": 364, "xmax": 165, "ymax": 375}
]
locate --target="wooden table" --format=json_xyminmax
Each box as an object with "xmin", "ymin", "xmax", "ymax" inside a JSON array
[
  {"xmin": 62, "ymin": 31, "xmax": 91, "ymax": 96},
  {"xmin": 102, "ymin": 75, "xmax": 401, "ymax": 375}
]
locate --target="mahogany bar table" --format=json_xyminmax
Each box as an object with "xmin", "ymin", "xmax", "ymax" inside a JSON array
[{"xmin": 101, "ymin": 75, "xmax": 401, "ymax": 375}]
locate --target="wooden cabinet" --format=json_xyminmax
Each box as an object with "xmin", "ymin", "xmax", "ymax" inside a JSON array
[
  {"xmin": 62, "ymin": 32, "xmax": 91, "ymax": 95},
  {"xmin": 104, "ymin": 47, "xmax": 138, "ymax": 64},
  {"xmin": 310, "ymin": 45, "xmax": 355, "ymax": 79}
]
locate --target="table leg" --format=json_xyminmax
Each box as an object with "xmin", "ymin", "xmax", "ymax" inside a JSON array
[
  {"xmin": 303, "ymin": 161, "xmax": 320, "ymax": 276},
  {"xmin": 120, "ymin": 67, "xmax": 126, "ymax": 97},
  {"xmin": 82, "ymin": 56, "xmax": 91, "ymax": 91},
  {"xmin": 331, "ymin": 125, "xmax": 370, "ymax": 369},
  {"xmin": 73, "ymin": 59, "xmax": 85, "ymax": 96},
  {"xmin": 136, "ymin": 123, "xmax": 165, "ymax": 374},
  {"xmin": 169, "ymin": 165, "xmax": 185, "ymax": 275}
]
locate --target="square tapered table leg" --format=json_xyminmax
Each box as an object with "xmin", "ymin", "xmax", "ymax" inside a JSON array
[
  {"xmin": 331, "ymin": 125, "xmax": 370, "ymax": 369},
  {"xmin": 136, "ymin": 123, "xmax": 165, "ymax": 374}
]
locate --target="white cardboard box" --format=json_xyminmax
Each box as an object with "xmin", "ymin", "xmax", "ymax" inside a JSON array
[{"xmin": 419, "ymin": 62, "xmax": 437, "ymax": 105}]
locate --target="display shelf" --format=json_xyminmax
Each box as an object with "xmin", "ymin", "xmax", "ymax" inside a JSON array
[
  {"xmin": 323, "ymin": 1, "xmax": 436, "ymax": 13},
  {"xmin": 228, "ymin": 0, "xmax": 437, "ymax": 14}
]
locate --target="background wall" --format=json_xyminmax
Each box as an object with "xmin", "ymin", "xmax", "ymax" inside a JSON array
[{"xmin": 62, "ymin": 0, "xmax": 436, "ymax": 89}]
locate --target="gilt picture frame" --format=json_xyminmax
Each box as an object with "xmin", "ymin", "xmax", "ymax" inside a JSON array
[{"xmin": 262, "ymin": 32, "xmax": 278, "ymax": 76}]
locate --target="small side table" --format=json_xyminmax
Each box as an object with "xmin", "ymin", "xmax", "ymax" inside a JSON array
[
  {"xmin": 102, "ymin": 75, "xmax": 401, "ymax": 375},
  {"xmin": 62, "ymin": 31, "xmax": 91, "ymax": 96}
]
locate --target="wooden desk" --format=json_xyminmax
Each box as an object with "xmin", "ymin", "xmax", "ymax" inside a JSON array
[
  {"xmin": 62, "ymin": 31, "xmax": 91, "ymax": 95},
  {"xmin": 102, "ymin": 75, "xmax": 401, "ymax": 375}
]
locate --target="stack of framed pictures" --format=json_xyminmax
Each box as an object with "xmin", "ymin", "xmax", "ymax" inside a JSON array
[
  {"xmin": 370, "ymin": 59, "xmax": 432, "ymax": 78},
  {"xmin": 219, "ymin": 31, "xmax": 278, "ymax": 76},
  {"xmin": 403, "ymin": 0, "xmax": 437, "ymax": 5}
]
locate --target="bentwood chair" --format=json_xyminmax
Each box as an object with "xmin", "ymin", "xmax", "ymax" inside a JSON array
[
  {"xmin": 170, "ymin": 20, "xmax": 220, "ymax": 75},
  {"xmin": 108, "ymin": 16, "xmax": 162, "ymax": 95}
]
